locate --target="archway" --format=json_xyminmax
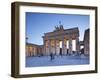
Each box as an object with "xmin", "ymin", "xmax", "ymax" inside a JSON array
[{"xmin": 59, "ymin": 41, "xmax": 62, "ymax": 55}]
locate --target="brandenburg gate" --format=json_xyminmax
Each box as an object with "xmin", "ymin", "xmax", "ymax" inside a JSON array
[{"xmin": 42, "ymin": 25, "xmax": 80, "ymax": 55}]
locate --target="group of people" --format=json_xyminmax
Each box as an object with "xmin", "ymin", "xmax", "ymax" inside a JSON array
[{"xmin": 49, "ymin": 50, "xmax": 85, "ymax": 61}]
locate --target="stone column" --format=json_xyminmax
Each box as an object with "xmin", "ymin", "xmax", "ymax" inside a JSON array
[
  {"xmin": 46, "ymin": 40, "xmax": 49, "ymax": 55},
  {"xmin": 62, "ymin": 39, "xmax": 67, "ymax": 55},
  {"xmin": 69, "ymin": 39, "xmax": 72, "ymax": 54},
  {"xmin": 43, "ymin": 39, "xmax": 46, "ymax": 55},
  {"xmin": 52, "ymin": 40, "xmax": 55, "ymax": 54},
  {"xmin": 51, "ymin": 40, "xmax": 55, "ymax": 54},
  {"xmin": 62, "ymin": 39, "xmax": 66, "ymax": 55},
  {"xmin": 64, "ymin": 39, "xmax": 67, "ymax": 55},
  {"xmin": 76, "ymin": 37, "xmax": 80, "ymax": 54},
  {"xmin": 56, "ymin": 40, "xmax": 60, "ymax": 55},
  {"xmin": 48, "ymin": 40, "xmax": 51, "ymax": 55},
  {"xmin": 55, "ymin": 39, "xmax": 56, "ymax": 55}
]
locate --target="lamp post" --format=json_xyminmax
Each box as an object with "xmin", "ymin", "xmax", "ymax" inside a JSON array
[{"xmin": 26, "ymin": 37, "xmax": 28, "ymax": 43}]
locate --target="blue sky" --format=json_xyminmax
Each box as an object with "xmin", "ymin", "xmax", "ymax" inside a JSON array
[{"xmin": 26, "ymin": 12, "xmax": 89, "ymax": 45}]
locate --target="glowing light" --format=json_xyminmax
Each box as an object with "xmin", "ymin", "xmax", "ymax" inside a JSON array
[
  {"xmin": 72, "ymin": 40, "xmax": 76, "ymax": 51},
  {"xmin": 60, "ymin": 41, "xmax": 62, "ymax": 48}
]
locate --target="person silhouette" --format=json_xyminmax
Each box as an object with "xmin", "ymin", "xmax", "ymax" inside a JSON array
[{"xmin": 50, "ymin": 53, "xmax": 54, "ymax": 61}]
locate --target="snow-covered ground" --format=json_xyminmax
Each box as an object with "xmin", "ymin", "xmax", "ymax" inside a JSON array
[{"xmin": 26, "ymin": 55, "xmax": 89, "ymax": 67}]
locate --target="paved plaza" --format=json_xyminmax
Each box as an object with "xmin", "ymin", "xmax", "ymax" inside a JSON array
[{"xmin": 26, "ymin": 54, "xmax": 89, "ymax": 67}]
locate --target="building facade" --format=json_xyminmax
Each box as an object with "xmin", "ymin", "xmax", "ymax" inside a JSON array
[
  {"xmin": 26, "ymin": 25, "xmax": 89, "ymax": 56},
  {"xmin": 26, "ymin": 43, "xmax": 43, "ymax": 57},
  {"xmin": 84, "ymin": 29, "xmax": 89, "ymax": 55},
  {"xmin": 42, "ymin": 25, "xmax": 80, "ymax": 55}
]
